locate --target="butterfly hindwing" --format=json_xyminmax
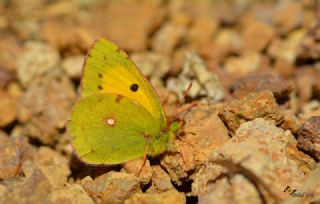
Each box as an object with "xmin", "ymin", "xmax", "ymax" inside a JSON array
[{"xmin": 69, "ymin": 93, "xmax": 165, "ymax": 164}]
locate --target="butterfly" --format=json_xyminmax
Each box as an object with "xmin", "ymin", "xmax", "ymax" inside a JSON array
[{"xmin": 68, "ymin": 38, "xmax": 182, "ymax": 166}]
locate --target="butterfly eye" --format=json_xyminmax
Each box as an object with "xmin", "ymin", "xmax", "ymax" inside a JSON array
[{"xmin": 130, "ymin": 84, "xmax": 139, "ymax": 92}]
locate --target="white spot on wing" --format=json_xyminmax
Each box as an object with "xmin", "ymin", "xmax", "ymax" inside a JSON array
[{"xmin": 106, "ymin": 118, "xmax": 115, "ymax": 126}]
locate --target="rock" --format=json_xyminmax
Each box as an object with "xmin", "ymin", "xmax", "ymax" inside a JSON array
[
  {"xmin": 187, "ymin": 15, "xmax": 218, "ymax": 44},
  {"xmin": 38, "ymin": 165, "xmax": 67, "ymax": 189},
  {"xmin": 280, "ymin": 110, "xmax": 301, "ymax": 134},
  {"xmin": 219, "ymin": 91, "xmax": 282, "ymax": 134},
  {"xmin": 0, "ymin": 90, "xmax": 17, "ymax": 127},
  {"xmin": 282, "ymin": 166, "xmax": 320, "ymax": 204},
  {"xmin": 268, "ymin": 29, "xmax": 306, "ymax": 63},
  {"xmin": 125, "ymin": 189, "xmax": 185, "ymax": 204},
  {"xmin": 231, "ymin": 72, "xmax": 294, "ymax": 101},
  {"xmin": 81, "ymin": 171, "xmax": 140, "ymax": 204},
  {"xmin": 167, "ymin": 53, "xmax": 224, "ymax": 103},
  {"xmin": 300, "ymin": 101, "xmax": 320, "ymax": 122},
  {"xmin": 122, "ymin": 158, "xmax": 152, "ymax": 184},
  {"xmin": 0, "ymin": 135, "xmax": 33, "ymax": 179},
  {"xmin": 297, "ymin": 16, "xmax": 320, "ymax": 61},
  {"xmin": 194, "ymin": 40, "xmax": 231, "ymax": 67},
  {"xmin": 224, "ymin": 51, "xmax": 261, "ymax": 77},
  {"xmin": 130, "ymin": 52, "xmax": 170, "ymax": 78},
  {"xmin": 197, "ymin": 119, "xmax": 316, "ymax": 203},
  {"xmin": 214, "ymin": 29, "xmax": 242, "ymax": 55},
  {"xmin": 273, "ymin": 58, "xmax": 295, "ymax": 78},
  {"xmin": 273, "ymin": 1, "xmax": 304, "ymax": 35},
  {"xmin": 42, "ymin": 20, "xmax": 94, "ymax": 55},
  {"xmin": 147, "ymin": 165, "xmax": 174, "ymax": 193},
  {"xmin": 7, "ymin": 82, "xmax": 23, "ymax": 99},
  {"xmin": 224, "ymin": 89, "xmax": 299, "ymax": 134},
  {"xmin": 241, "ymin": 20, "xmax": 275, "ymax": 52},
  {"xmin": 92, "ymin": 0, "xmax": 165, "ymax": 52},
  {"xmin": 18, "ymin": 70, "xmax": 77, "ymax": 144},
  {"xmin": 47, "ymin": 183, "xmax": 94, "ymax": 204},
  {"xmin": 297, "ymin": 116, "xmax": 320, "ymax": 161},
  {"xmin": 293, "ymin": 67, "xmax": 319, "ymax": 102},
  {"xmin": 152, "ymin": 22, "xmax": 186, "ymax": 54},
  {"xmin": 36, "ymin": 147, "xmax": 71, "ymax": 177},
  {"xmin": 62, "ymin": 55, "xmax": 85, "ymax": 79},
  {"xmin": 17, "ymin": 41, "xmax": 60, "ymax": 87},
  {"xmin": 170, "ymin": 47, "xmax": 189, "ymax": 76},
  {"xmin": 161, "ymin": 104, "xmax": 229, "ymax": 184},
  {"xmin": 199, "ymin": 176, "xmax": 262, "ymax": 204},
  {"xmin": 0, "ymin": 35, "xmax": 22, "ymax": 71},
  {"xmin": 0, "ymin": 68, "xmax": 15, "ymax": 89},
  {"xmin": 0, "ymin": 164, "xmax": 68, "ymax": 204}
]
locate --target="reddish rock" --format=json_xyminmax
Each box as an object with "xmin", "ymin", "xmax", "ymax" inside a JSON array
[
  {"xmin": 195, "ymin": 41, "xmax": 230, "ymax": 65},
  {"xmin": 294, "ymin": 67, "xmax": 319, "ymax": 102},
  {"xmin": 0, "ymin": 35, "xmax": 22, "ymax": 71},
  {"xmin": 297, "ymin": 116, "xmax": 320, "ymax": 161},
  {"xmin": 91, "ymin": 0, "xmax": 166, "ymax": 52},
  {"xmin": 273, "ymin": 1, "xmax": 304, "ymax": 34},
  {"xmin": 0, "ymin": 90, "xmax": 17, "ymax": 127},
  {"xmin": 231, "ymin": 72, "xmax": 294, "ymax": 101},
  {"xmin": 126, "ymin": 189, "xmax": 185, "ymax": 204},
  {"xmin": 187, "ymin": 15, "xmax": 218, "ymax": 44},
  {"xmin": 161, "ymin": 104, "xmax": 229, "ymax": 184},
  {"xmin": 241, "ymin": 20, "xmax": 275, "ymax": 52},
  {"xmin": 273, "ymin": 58, "xmax": 295, "ymax": 78},
  {"xmin": 219, "ymin": 91, "xmax": 282, "ymax": 134},
  {"xmin": 198, "ymin": 118, "xmax": 315, "ymax": 203},
  {"xmin": 41, "ymin": 20, "xmax": 94, "ymax": 55},
  {"xmin": 0, "ymin": 68, "xmax": 15, "ymax": 89},
  {"xmin": 0, "ymin": 135, "xmax": 33, "ymax": 179}
]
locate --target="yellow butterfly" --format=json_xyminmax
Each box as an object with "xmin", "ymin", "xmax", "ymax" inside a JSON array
[{"xmin": 69, "ymin": 39, "xmax": 180, "ymax": 165}]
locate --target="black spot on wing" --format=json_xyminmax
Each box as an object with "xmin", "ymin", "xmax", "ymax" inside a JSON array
[{"xmin": 130, "ymin": 84, "xmax": 139, "ymax": 92}]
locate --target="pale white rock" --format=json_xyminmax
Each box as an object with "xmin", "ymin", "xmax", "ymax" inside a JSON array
[
  {"xmin": 167, "ymin": 53, "xmax": 224, "ymax": 103},
  {"xmin": 62, "ymin": 55, "xmax": 85, "ymax": 79},
  {"xmin": 17, "ymin": 41, "xmax": 60, "ymax": 87}
]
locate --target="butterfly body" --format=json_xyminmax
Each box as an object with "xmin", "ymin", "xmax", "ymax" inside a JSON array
[{"xmin": 69, "ymin": 39, "xmax": 180, "ymax": 164}]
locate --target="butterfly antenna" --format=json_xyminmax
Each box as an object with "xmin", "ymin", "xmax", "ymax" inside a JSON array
[{"xmin": 172, "ymin": 82, "xmax": 196, "ymax": 121}]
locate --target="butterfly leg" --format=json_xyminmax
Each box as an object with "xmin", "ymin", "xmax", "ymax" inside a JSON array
[
  {"xmin": 137, "ymin": 134, "xmax": 151, "ymax": 177},
  {"xmin": 177, "ymin": 145, "xmax": 187, "ymax": 166}
]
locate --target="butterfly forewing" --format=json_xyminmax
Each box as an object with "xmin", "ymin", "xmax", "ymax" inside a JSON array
[{"xmin": 81, "ymin": 39, "xmax": 166, "ymax": 129}]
